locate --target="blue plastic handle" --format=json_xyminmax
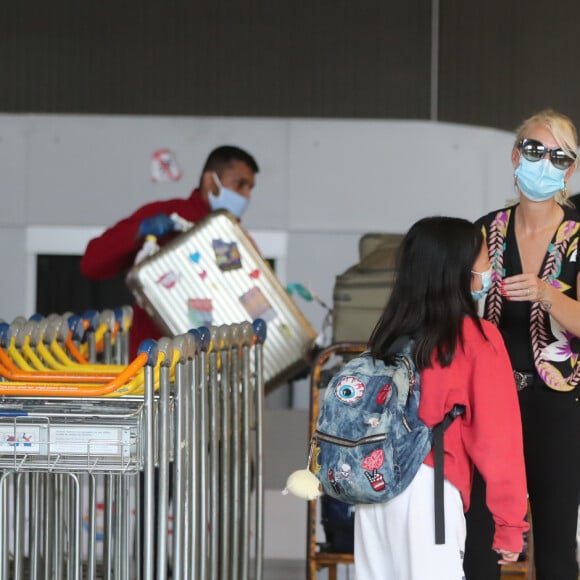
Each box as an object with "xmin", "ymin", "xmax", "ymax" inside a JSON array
[
  {"xmin": 68, "ymin": 315, "xmax": 86, "ymax": 341},
  {"xmin": 82, "ymin": 309, "xmax": 99, "ymax": 331},
  {"xmin": 0, "ymin": 322, "xmax": 9, "ymax": 347},
  {"xmin": 197, "ymin": 326, "xmax": 211, "ymax": 352},
  {"xmin": 114, "ymin": 307, "xmax": 123, "ymax": 324},
  {"xmin": 252, "ymin": 318, "xmax": 267, "ymax": 344},
  {"xmin": 29, "ymin": 313, "xmax": 44, "ymax": 322},
  {"xmin": 0, "ymin": 411, "xmax": 28, "ymax": 417},
  {"xmin": 137, "ymin": 339, "xmax": 159, "ymax": 366}
]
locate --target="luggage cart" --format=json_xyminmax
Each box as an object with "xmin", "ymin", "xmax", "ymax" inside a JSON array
[
  {"xmin": 0, "ymin": 335, "xmax": 156, "ymax": 580},
  {"xmin": 136, "ymin": 320, "xmax": 266, "ymax": 580},
  {"xmin": 0, "ymin": 395, "xmax": 150, "ymax": 580},
  {"xmin": 185, "ymin": 320, "xmax": 266, "ymax": 580},
  {"xmin": 0, "ymin": 315, "xmax": 267, "ymax": 580}
]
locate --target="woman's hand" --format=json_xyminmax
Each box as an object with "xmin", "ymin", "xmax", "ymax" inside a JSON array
[
  {"xmin": 496, "ymin": 549, "xmax": 520, "ymax": 564},
  {"xmin": 500, "ymin": 274, "xmax": 552, "ymax": 306}
]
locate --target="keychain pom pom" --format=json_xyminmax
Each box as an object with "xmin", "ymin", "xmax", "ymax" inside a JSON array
[{"xmin": 283, "ymin": 469, "xmax": 322, "ymax": 500}]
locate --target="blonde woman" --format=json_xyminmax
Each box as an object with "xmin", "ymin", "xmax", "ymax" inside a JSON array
[{"xmin": 466, "ymin": 109, "xmax": 580, "ymax": 580}]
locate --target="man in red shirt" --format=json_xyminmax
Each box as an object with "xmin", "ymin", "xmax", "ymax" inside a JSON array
[{"xmin": 80, "ymin": 145, "xmax": 259, "ymax": 358}]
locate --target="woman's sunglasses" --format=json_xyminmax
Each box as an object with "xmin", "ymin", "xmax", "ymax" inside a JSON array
[{"xmin": 518, "ymin": 138, "xmax": 577, "ymax": 170}]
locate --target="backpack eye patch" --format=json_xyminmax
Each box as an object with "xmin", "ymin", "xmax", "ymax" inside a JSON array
[{"xmin": 335, "ymin": 376, "xmax": 365, "ymax": 404}]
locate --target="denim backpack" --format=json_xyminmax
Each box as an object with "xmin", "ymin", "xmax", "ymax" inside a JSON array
[{"xmin": 312, "ymin": 338, "xmax": 463, "ymax": 544}]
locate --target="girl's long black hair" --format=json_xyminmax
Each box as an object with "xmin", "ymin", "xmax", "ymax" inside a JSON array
[{"xmin": 368, "ymin": 216, "xmax": 485, "ymax": 370}]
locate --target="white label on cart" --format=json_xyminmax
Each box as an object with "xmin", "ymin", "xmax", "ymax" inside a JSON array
[
  {"xmin": 49, "ymin": 426, "xmax": 130, "ymax": 456},
  {"xmin": 0, "ymin": 426, "xmax": 41, "ymax": 454}
]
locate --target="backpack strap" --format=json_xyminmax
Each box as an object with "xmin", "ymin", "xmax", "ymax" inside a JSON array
[{"xmin": 432, "ymin": 404, "xmax": 466, "ymax": 544}]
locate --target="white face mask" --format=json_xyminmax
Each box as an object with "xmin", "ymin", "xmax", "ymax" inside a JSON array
[{"xmin": 209, "ymin": 172, "xmax": 249, "ymax": 219}]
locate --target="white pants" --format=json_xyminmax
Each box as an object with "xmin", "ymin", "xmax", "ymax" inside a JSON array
[{"xmin": 354, "ymin": 464, "xmax": 466, "ymax": 580}]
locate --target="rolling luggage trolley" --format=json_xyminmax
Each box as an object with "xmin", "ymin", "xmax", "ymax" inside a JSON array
[
  {"xmin": 0, "ymin": 321, "xmax": 156, "ymax": 580},
  {"xmin": 0, "ymin": 395, "xmax": 150, "ymax": 580},
  {"xmin": 126, "ymin": 210, "xmax": 318, "ymax": 392},
  {"xmin": 0, "ymin": 315, "xmax": 268, "ymax": 580},
  {"xmin": 134, "ymin": 321, "xmax": 267, "ymax": 580}
]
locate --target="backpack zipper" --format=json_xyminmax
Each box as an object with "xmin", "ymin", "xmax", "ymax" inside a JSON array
[
  {"xmin": 397, "ymin": 354, "xmax": 416, "ymax": 394},
  {"xmin": 315, "ymin": 430, "xmax": 386, "ymax": 447}
]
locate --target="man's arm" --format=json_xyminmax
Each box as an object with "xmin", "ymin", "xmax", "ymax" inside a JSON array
[{"xmin": 80, "ymin": 212, "xmax": 144, "ymax": 279}]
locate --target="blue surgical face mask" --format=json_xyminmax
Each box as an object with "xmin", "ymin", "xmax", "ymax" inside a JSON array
[
  {"xmin": 209, "ymin": 172, "xmax": 249, "ymax": 218},
  {"xmin": 471, "ymin": 267, "xmax": 492, "ymax": 301},
  {"xmin": 514, "ymin": 157, "xmax": 566, "ymax": 202}
]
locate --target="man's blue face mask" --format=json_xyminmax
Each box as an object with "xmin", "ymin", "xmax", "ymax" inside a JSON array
[{"xmin": 209, "ymin": 172, "xmax": 249, "ymax": 219}]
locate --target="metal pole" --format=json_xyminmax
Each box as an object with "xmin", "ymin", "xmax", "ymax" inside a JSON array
[
  {"xmin": 186, "ymin": 335, "xmax": 197, "ymax": 580},
  {"xmin": 252, "ymin": 319, "xmax": 267, "ymax": 580},
  {"xmin": 86, "ymin": 474, "xmax": 97, "ymax": 580},
  {"xmin": 103, "ymin": 474, "xmax": 114, "ymax": 580},
  {"xmin": 196, "ymin": 351, "xmax": 207, "ymax": 580},
  {"xmin": 208, "ymin": 346, "xmax": 220, "ymax": 580},
  {"xmin": 29, "ymin": 472, "xmax": 41, "ymax": 579},
  {"xmin": 156, "ymin": 355, "xmax": 171, "ymax": 580},
  {"xmin": 218, "ymin": 326, "xmax": 232, "ymax": 580},
  {"xmin": 0, "ymin": 472, "xmax": 11, "ymax": 580},
  {"xmin": 143, "ymin": 341, "xmax": 158, "ymax": 580},
  {"xmin": 239, "ymin": 322, "xmax": 253, "ymax": 580},
  {"xmin": 69, "ymin": 473, "xmax": 81, "ymax": 580},
  {"xmin": 14, "ymin": 472, "xmax": 25, "ymax": 580},
  {"xmin": 229, "ymin": 324, "xmax": 242, "ymax": 580},
  {"xmin": 172, "ymin": 353, "xmax": 185, "ymax": 580},
  {"xmin": 196, "ymin": 327, "xmax": 211, "ymax": 580}
]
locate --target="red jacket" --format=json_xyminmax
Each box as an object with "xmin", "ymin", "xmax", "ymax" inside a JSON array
[
  {"xmin": 419, "ymin": 317, "xmax": 529, "ymax": 553},
  {"xmin": 80, "ymin": 188, "xmax": 211, "ymax": 358}
]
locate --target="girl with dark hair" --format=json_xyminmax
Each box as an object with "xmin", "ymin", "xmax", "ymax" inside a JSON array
[{"xmin": 355, "ymin": 216, "xmax": 528, "ymax": 580}]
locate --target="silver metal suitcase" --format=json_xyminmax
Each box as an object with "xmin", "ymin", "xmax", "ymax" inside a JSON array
[{"xmin": 126, "ymin": 210, "xmax": 318, "ymax": 391}]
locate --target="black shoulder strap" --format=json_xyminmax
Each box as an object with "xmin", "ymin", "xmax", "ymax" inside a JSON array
[{"xmin": 432, "ymin": 404, "xmax": 466, "ymax": 544}]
